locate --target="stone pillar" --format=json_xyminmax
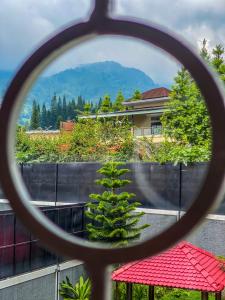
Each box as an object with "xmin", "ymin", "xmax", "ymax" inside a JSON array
[{"xmin": 149, "ymin": 286, "xmax": 154, "ymax": 300}]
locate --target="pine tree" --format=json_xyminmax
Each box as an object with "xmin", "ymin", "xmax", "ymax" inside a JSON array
[
  {"xmin": 211, "ymin": 44, "xmax": 225, "ymax": 84},
  {"xmin": 99, "ymin": 94, "xmax": 112, "ymax": 113},
  {"xmin": 132, "ymin": 90, "xmax": 142, "ymax": 101},
  {"xmin": 83, "ymin": 103, "xmax": 91, "ymax": 115},
  {"xmin": 30, "ymin": 100, "xmax": 40, "ymax": 129},
  {"xmin": 50, "ymin": 94, "xmax": 58, "ymax": 129},
  {"xmin": 57, "ymin": 96, "xmax": 62, "ymax": 118},
  {"xmin": 40, "ymin": 104, "xmax": 47, "ymax": 129},
  {"xmin": 200, "ymin": 38, "xmax": 210, "ymax": 62},
  {"xmin": 113, "ymin": 91, "xmax": 125, "ymax": 111},
  {"xmin": 62, "ymin": 95, "xmax": 67, "ymax": 120},
  {"xmin": 86, "ymin": 162, "xmax": 149, "ymax": 246},
  {"xmin": 98, "ymin": 97, "xmax": 102, "ymax": 110}
]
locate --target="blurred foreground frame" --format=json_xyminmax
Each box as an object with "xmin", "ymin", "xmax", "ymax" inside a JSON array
[{"xmin": 1, "ymin": 0, "xmax": 225, "ymax": 299}]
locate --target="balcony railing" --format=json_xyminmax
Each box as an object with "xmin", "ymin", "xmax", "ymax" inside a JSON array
[{"xmin": 133, "ymin": 125, "xmax": 162, "ymax": 137}]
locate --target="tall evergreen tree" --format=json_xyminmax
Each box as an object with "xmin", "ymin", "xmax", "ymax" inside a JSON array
[
  {"xmin": 132, "ymin": 89, "xmax": 142, "ymax": 101},
  {"xmin": 57, "ymin": 96, "xmax": 62, "ymax": 118},
  {"xmin": 200, "ymin": 38, "xmax": 210, "ymax": 62},
  {"xmin": 98, "ymin": 97, "xmax": 102, "ymax": 110},
  {"xmin": 99, "ymin": 94, "xmax": 112, "ymax": 113},
  {"xmin": 113, "ymin": 91, "xmax": 125, "ymax": 111},
  {"xmin": 50, "ymin": 94, "xmax": 58, "ymax": 129},
  {"xmin": 40, "ymin": 104, "xmax": 47, "ymax": 129},
  {"xmin": 86, "ymin": 162, "xmax": 149, "ymax": 246},
  {"xmin": 62, "ymin": 95, "xmax": 67, "ymax": 121},
  {"xmin": 211, "ymin": 44, "xmax": 225, "ymax": 83},
  {"xmin": 30, "ymin": 100, "xmax": 40, "ymax": 129}
]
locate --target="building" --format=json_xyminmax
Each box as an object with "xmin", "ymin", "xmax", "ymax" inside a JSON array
[{"xmin": 79, "ymin": 87, "xmax": 170, "ymax": 142}]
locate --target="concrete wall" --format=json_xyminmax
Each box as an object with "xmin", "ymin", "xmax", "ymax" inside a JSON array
[
  {"xmin": 0, "ymin": 261, "xmax": 85, "ymax": 300},
  {"xmin": 133, "ymin": 114, "xmax": 151, "ymax": 128}
]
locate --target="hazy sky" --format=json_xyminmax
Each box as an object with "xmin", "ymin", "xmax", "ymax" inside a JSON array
[{"xmin": 1, "ymin": 0, "xmax": 225, "ymax": 85}]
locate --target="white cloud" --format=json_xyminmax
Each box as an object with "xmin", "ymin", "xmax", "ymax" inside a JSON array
[{"xmin": 0, "ymin": 0, "xmax": 225, "ymax": 85}]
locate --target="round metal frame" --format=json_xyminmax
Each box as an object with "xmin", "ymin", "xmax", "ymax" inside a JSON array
[{"xmin": 1, "ymin": 1, "xmax": 225, "ymax": 299}]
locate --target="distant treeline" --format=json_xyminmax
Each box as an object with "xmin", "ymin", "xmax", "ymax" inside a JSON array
[
  {"xmin": 30, "ymin": 95, "xmax": 102, "ymax": 130},
  {"xmin": 30, "ymin": 90, "xmax": 141, "ymax": 130}
]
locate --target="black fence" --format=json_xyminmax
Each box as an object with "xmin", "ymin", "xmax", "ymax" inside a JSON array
[
  {"xmin": 1, "ymin": 162, "xmax": 225, "ymax": 214},
  {"xmin": 0, "ymin": 203, "xmax": 85, "ymax": 280}
]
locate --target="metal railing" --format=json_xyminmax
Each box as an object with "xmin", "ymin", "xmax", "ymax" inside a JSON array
[
  {"xmin": 133, "ymin": 125, "xmax": 162, "ymax": 137},
  {"xmin": 0, "ymin": 204, "xmax": 86, "ymax": 280}
]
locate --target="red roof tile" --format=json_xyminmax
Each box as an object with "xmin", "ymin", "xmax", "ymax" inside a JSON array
[
  {"xmin": 141, "ymin": 87, "xmax": 170, "ymax": 100},
  {"xmin": 112, "ymin": 241, "xmax": 225, "ymax": 292}
]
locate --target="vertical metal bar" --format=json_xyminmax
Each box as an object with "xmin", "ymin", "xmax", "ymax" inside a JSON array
[
  {"xmin": 149, "ymin": 286, "xmax": 154, "ymax": 300},
  {"xmin": 115, "ymin": 282, "xmax": 118, "ymax": 300},
  {"xmin": 126, "ymin": 283, "xmax": 133, "ymax": 300},
  {"xmin": 55, "ymin": 264, "xmax": 60, "ymax": 300},
  {"xmin": 178, "ymin": 163, "xmax": 182, "ymax": 220},
  {"xmin": 215, "ymin": 292, "xmax": 221, "ymax": 300},
  {"xmin": 201, "ymin": 292, "xmax": 208, "ymax": 300},
  {"xmin": 13, "ymin": 213, "xmax": 16, "ymax": 276},
  {"xmin": 55, "ymin": 163, "xmax": 59, "ymax": 206}
]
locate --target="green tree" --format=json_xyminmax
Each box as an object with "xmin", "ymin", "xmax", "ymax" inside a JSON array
[
  {"xmin": 59, "ymin": 276, "xmax": 91, "ymax": 300},
  {"xmin": 30, "ymin": 100, "xmax": 40, "ymax": 129},
  {"xmin": 83, "ymin": 103, "xmax": 92, "ymax": 115},
  {"xmin": 40, "ymin": 104, "xmax": 47, "ymax": 129},
  {"xmin": 50, "ymin": 94, "xmax": 58, "ymax": 129},
  {"xmin": 200, "ymin": 38, "xmax": 210, "ymax": 62},
  {"xmin": 57, "ymin": 96, "xmax": 62, "ymax": 118},
  {"xmin": 211, "ymin": 44, "xmax": 225, "ymax": 83},
  {"xmin": 99, "ymin": 94, "xmax": 112, "ymax": 113},
  {"xmin": 62, "ymin": 95, "xmax": 67, "ymax": 120},
  {"xmin": 161, "ymin": 68, "xmax": 210, "ymax": 146},
  {"xmin": 132, "ymin": 89, "xmax": 142, "ymax": 101},
  {"xmin": 86, "ymin": 162, "xmax": 149, "ymax": 246},
  {"xmin": 113, "ymin": 91, "xmax": 125, "ymax": 111}
]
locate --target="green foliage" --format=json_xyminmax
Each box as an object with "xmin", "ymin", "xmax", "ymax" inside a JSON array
[
  {"xmin": 149, "ymin": 140, "xmax": 210, "ymax": 165},
  {"xmin": 157, "ymin": 40, "xmax": 225, "ymax": 164},
  {"xmin": 30, "ymin": 100, "xmax": 40, "ymax": 129},
  {"xmin": 113, "ymin": 284, "xmax": 214, "ymax": 300},
  {"xmin": 59, "ymin": 276, "xmax": 91, "ymax": 300},
  {"xmin": 161, "ymin": 68, "xmax": 211, "ymax": 146},
  {"xmin": 132, "ymin": 89, "xmax": 142, "ymax": 101},
  {"xmin": 99, "ymin": 94, "xmax": 112, "ymax": 113},
  {"xmin": 16, "ymin": 118, "xmax": 134, "ymax": 163},
  {"xmin": 85, "ymin": 162, "xmax": 149, "ymax": 246},
  {"xmin": 113, "ymin": 91, "xmax": 125, "ymax": 111}
]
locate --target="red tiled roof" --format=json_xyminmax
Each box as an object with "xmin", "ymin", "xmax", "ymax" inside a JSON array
[
  {"xmin": 60, "ymin": 121, "xmax": 75, "ymax": 131},
  {"xmin": 112, "ymin": 241, "xmax": 225, "ymax": 292},
  {"xmin": 141, "ymin": 87, "xmax": 170, "ymax": 100}
]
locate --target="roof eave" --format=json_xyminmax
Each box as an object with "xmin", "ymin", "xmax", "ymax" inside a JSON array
[{"xmin": 123, "ymin": 96, "xmax": 169, "ymax": 106}]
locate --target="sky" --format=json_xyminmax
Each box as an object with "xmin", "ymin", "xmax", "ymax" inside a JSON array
[{"xmin": 0, "ymin": 0, "xmax": 225, "ymax": 85}]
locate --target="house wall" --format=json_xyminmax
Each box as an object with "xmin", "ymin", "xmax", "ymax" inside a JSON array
[{"xmin": 133, "ymin": 114, "xmax": 151, "ymax": 128}]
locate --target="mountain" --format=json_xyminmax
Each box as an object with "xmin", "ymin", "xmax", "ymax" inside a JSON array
[
  {"xmin": 0, "ymin": 61, "xmax": 157, "ymax": 103},
  {"xmin": 0, "ymin": 61, "xmax": 157, "ymax": 122}
]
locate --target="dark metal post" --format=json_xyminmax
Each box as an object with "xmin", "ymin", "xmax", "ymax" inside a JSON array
[
  {"xmin": 55, "ymin": 163, "xmax": 59, "ymax": 206},
  {"xmin": 178, "ymin": 163, "xmax": 182, "ymax": 220},
  {"xmin": 201, "ymin": 292, "xmax": 208, "ymax": 300},
  {"xmin": 115, "ymin": 282, "xmax": 118, "ymax": 300},
  {"xmin": 126, "ymin": 283, "xmax": 132, "ymax": 300},
  {"xmin": 149, "ymin": 286, "xmax": 154, "ymax": 300},
  {"xmin": 215, "ymin": 292, "xmax": 221, "ymax": 300}
]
